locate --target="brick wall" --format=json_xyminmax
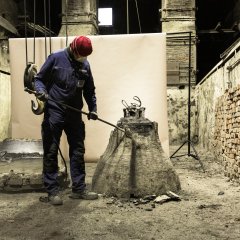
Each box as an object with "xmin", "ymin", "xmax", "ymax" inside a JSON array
[
  {"xmin": 195, "ymin": 39, "xmax": 240, "ymax": 150},
  {"xmin": 162, "ymin": 0, "xmax": 197, "ymax": 144},
  {"xmin": 195, "ymin": 39, "xmax": 240, "ymax": 182},
  {"xmin": 162, "ymin": 0, "xmax": 196, "ymax": 85},
  {"xmin": 214, "ymin": 87, "xmax": 240, "ymax": 183}
]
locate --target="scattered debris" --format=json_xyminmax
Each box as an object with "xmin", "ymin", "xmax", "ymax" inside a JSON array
[
  {"xmin": 145, "ymin": 208, "xmax": 153, "ymax": 211},
  {"xmin": 0, "ymin": 169, "xmax": 68, "ymax": 192},
  {"xmin": 105, "ymin": 192, "xmax": 181, "ymax": 209},
  {"xmin": 142, "ymin": 194, "xmax": 157, "ymax": 201},
  {"xmin": 166, "ymin": 191, "xmax": 181, "ymax": 200},
  {"xmin": 0, "ymin": 151, "xmax": 7, "ymax": 158},
  {"xmin": 197, "ymin": 204, "xmax": 222, "ymax": 210},
  {"xmin": 154, "ymin": 195, "xmax": 171, "ymax": 204},
  {"xmin": 153, "ymin": 191, "xmax": 181, "ymax": 204}
]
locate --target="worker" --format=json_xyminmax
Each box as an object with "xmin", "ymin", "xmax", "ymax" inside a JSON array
[{"xmin": 34, "ymin": 36, "xmax": 98, "ymax": 205}]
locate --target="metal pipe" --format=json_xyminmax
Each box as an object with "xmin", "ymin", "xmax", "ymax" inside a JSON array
[
  {"xmin": 187, "ymin": 31, "xmax": 192, "ymax": 155},
  {"xmin": 126, "ymin": 0, "xmax": 129, "ymax": 34},
  {"xmin": 24, "ymin": 0, "xmax": 28, "ymax": 66},
  {"xmin": 160, "ymin": 8, "xmax": 196, "ymax": 11}
]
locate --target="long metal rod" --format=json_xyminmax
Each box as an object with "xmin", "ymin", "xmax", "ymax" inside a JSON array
[
  {"xmin": 24, "ymin": 88, "xmax": 125, "ymax": 133},
  {"xmin": 65, "ymin": 0, "xmax": 68, "ymax": 46},
  {"xmin": 0, "ymin": 69, "xmax": 11, "ymax": 75},
  {"xmin": 126, "ymin": 0, "xmax": 129, "ymax": 34},
  {"xmin": 188, "ymin": 31, "xmax": 191, "ymax": 154},
  {"xmin": 44, "ymin": 0, "xmax": 47, "ymax": 59},
  {"xmin": 24, "ymin": 0, "xmax": 28, "ymax": 66},
  {"xmin": 33, "ymin": 0, "xmax": 36, "ymax": 63},
  {"xmin": 135, "ymin": 0, "xmax": 141, "ymax": 33},
  {"xmin": 170, "ymin": 32, "xmax": 205, "ymax": 172},
  {"xmin": 48, "ymin": 0, "xmax": 52, "ymax": 54}
]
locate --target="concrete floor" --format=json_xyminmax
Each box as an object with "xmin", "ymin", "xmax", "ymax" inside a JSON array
[{"xmin": 0, "ymin": 144, "xmax": 240, "ymax": 240}]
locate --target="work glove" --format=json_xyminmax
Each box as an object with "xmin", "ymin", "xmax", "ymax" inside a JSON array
[
  {"xmin": 88, "ymin": 111, "xmax": 98, "ymax": 120},
  {"xmin": 36, "ymin": 91, "xmax": 48, "ymax": 102}
]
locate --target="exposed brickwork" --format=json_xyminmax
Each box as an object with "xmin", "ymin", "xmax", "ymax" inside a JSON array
[
  {"xmin": 163, "ymin": 0, "xmax": 197, "ymax": 144},
  {"xmin": 195, "ymin": 39, "xmax": 240, "ymax": 179},
  {"xmin": 162, "ymin": 0, "xmax": 196, "ymax": 85},
  {"xmin": 214, "ymin": 86, "xmax": 240, "ymax": 183},
  {"xmin": 0, "ymin": 170, "xmax": 69, "ymax": 192}
]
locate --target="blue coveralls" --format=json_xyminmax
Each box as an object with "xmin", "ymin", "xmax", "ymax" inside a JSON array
[{"xmin": 34, "ymin": 47, "xmax": 97, "ymax": 195}]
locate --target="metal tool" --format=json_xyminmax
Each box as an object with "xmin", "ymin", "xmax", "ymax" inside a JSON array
[
  {"xmin": 131, "ymin": 96, "xmax": 141, "ymax": 107},
  {"xmin": 24, "ymin": 87, "xmax": 125, "ymax": 133}
]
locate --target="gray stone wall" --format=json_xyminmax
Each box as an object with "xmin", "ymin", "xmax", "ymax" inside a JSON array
[
  {"xmin": 0, "ymin": 0, "xmax": 18, "ymax": 141},
  {"xmin": 0, "ymin": 0, "xmax": 18, "ymax": 26},
  {"xmin": 167, "ymin": 87, "xmax": 198, "ymax": 144},
  {"xmin": 59, "ymin": 0, "xmax": 98, "ymax": 36},
  {"xmin": 194, "ymin": 68, "xmax": 226, "ymax": 149},
  {"xmin": 0, "ymin": 40, "xmax": 11, "ymax": 141},
  {"xmin": 161, "ymin": 0, "xmax": 196, "ymax": 33}
]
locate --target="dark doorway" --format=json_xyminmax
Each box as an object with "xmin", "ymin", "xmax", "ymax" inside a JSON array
[
  {"xmin": 196, "ymin": 0, "xmax": 240, "ymax": 83},
  {"xmin": 98, "ymin": 0, "xmax": 161, "ymax": 35},
  {"xmin": 18, "ymin": 0, "xmax": 62, "ymax": 36}
]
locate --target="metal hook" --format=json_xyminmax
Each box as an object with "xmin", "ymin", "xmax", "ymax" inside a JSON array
[
  {"xmin": 122, "ymin": 100, "xmax": 130, "ymax": 109},
  {"xmin": 131, "ymin": 96, "xmax": 141, "ymax": 107},
  {"xmin": 31, "ymin": 98, "xmax": 45, "ymax": 115}
]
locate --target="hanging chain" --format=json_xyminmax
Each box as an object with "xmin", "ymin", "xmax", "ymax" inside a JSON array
[
  {"xmin": 135, "ymin": 0, "xmax": 142, "ymax": 33},
  {"xmin": 65, "ymin": 0, "xmax": 69, "ymax": 47},
  {"xmin": 44, "ymin": 0, "xmax": 47, "ymax": 59},
  {"xmin": 24, "ymin": 0, "xmax": 28, "ymax": 66},
  {"xmin": 48, "ymin": 0, "xmax": 52, "ymax": 54},
  {"xmin": 33, "ymin": 0, "xmax": 36, "ymax": 63}
]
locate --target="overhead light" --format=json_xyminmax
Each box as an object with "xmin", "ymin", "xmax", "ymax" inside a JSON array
[{"xmin": 98, "ymin": 8, "xmax": 112, "ymax": 26}]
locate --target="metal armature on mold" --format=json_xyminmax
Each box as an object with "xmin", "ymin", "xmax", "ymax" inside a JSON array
[
  {"xmin": 92, "ymin": 97, "xmax": 181, "ymax": 198},
  {"xmin": 122, "ymin": 96, "xmax": 145, "ymax": 118}
]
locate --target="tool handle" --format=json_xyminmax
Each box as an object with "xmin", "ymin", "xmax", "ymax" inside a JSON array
[
  {"xmin": 24, "ymin": 87, "xmax": 125, "ymax": 132},
  {"xmin": 97, "ymin": 117, "xmax": 125, "ymax": 132},
  {"xmin": 24, "ymin": 87, "xmax": 88, "ymax": 116}
]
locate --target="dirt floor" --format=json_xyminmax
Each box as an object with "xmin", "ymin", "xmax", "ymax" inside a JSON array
[{"xmin": 0, "ymin": 145, "xmax": 240, "ymax": 240}]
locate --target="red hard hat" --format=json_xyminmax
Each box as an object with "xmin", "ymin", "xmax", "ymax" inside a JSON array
[{"xmin": 70, "ymin": 36, "xmax": 93, "ymax": 57}]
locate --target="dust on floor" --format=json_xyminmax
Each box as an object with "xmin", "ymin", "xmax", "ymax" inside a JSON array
[{"xmin": 0, "ymin": 146, "xmax": 240, "ymax": 240}]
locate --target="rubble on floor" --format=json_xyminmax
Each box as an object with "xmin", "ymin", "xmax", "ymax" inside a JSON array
[{"xmin": 103, "ymin": 191, "xmax": 181, "ymax": 211}]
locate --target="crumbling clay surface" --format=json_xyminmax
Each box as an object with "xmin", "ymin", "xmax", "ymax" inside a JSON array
[{"xmin": 92, "ymin": 106, "xmax": 181, "ymax": 198}]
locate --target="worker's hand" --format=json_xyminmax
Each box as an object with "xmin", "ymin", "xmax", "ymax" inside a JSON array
[
  {"xmin": 36, "ymin": 91, "xmax": 48, "ymax": 102},
  {"xmin": 88, "ymin": 111, "xmax": 98, "ymax": 120}
]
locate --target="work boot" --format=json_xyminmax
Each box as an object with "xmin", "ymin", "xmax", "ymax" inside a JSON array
[
  {"xmin": 69, "ymin": 189, "xmax": 98, "ymax": 200},
  {"xmin": 48, "ymin": 193, "xmax": 63, "ymax": 205}
]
